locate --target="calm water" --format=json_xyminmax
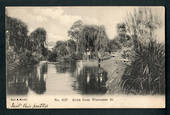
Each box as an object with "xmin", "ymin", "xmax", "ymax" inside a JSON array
[{"xmin": 7, "ymin": 61, "xmax": 108, "ymax": 96}]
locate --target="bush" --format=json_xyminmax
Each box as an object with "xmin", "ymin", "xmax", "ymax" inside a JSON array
[{"xmin": 121, "ymin": 38, "xmax": 165, "ymax": 94}]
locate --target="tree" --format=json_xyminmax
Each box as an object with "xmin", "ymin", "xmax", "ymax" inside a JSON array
[
  {"xmin": 94, "ymin": 25, "xmax": 109, "ymax": 52},
  {"xmin": 29, "ymin": 28, "xmax": 47, "ymax": 51},
  {"xmin": 6, "ymin": 15, "xmax": 48, "ymax": 66},
  {"xmin": 6, "ymin": 15, "xmax": 31, "ymax": 65},
  {"xmin": 6, "ymin": 15, "xmax": 28, "ymax": 53},
  {"xmin": 52, "ymin": 41, "xmax": 69, "ymax": 58},
  {"xmin": 29, "ymin": 28, "xmax": 47, "ymax": 60},
  {"xmin": 79, "ymin": 25, "xmax": 109, "ymax": 54},
  {"xmin": 68, "ymin": 20, "xmax": 83, "ymax": 54},
  {"xmin": 79, "ymin": 25, "xmax": 99, "ymax": 52}
]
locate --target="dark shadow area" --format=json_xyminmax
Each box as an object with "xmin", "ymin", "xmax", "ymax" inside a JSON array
[
  {"xmin": 7, "ymin": 68, "xmax": 30, "ymax": 95},
  {"xmin": 28, "ymin": 63, "xmax": 47, "ymax": 94},
  {"xmin": 7, "ymin": 63, "xmax": 48, "ymax": 95},
  {"xmin": 73, "ymin": 66, "xmax": 108, "ymax": 94}
]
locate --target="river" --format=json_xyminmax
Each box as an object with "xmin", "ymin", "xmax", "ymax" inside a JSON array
[{"xmin": 7, "ymin": 60, "xmax": 108, "ymax": 96}]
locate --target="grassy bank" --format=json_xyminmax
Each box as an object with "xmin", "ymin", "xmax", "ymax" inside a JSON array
[{"xmin": 101, "ymin": 58, "xmax": 128, "ymax": 94}]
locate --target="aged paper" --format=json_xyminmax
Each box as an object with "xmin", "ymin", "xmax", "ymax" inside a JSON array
[{"xmin": 6, "ymin": 6, "xmax": 165, "ymax": 108}]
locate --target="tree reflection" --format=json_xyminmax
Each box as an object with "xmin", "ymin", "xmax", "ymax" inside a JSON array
[
  {"xmin": 55, "ymin": 60, "xmax": 77, "ymax": 73},
  {"xmin": 74, "ymin": 66, "xmax": 108, "ymax": 94},
  {"xmin": 28, "ymin": 63, "xmax": 47, "ymax": 94},
  {"xmin": 7, "ymin": 63, "xmax": 48, "ymax": 95},
  {"xmin": 7, "ymin": 69, "xmax": 30, "ymax": 95}
]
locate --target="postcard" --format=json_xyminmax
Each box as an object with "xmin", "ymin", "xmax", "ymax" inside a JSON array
[{"xmin": 6, "ymin": 6, "xmax": 165, "ymax": 108}]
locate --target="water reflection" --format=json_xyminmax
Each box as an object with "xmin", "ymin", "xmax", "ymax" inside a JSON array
[
  {"xmin": 7, "ymin": 62, "xmax": 48, "ymax": 95},
  {"xmin": 73, "ymin": 66, "xmax": 108, "ymax": 94},
  {"xmin": 7, "ymin": 68, "xmax": 29, "ymax": 95},
  {"xmin": 55, "ymin": 61, "xmax": 77, "ymax": 73},
  {"xmin": 7, "ymin": 60, "xmax": 108, "ymax": 95},
  {"xmin": 28, "ymin": 63, "xmax": 47, "ymax": 94}
]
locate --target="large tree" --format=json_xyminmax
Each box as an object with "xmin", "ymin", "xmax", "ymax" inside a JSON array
[
  {"xmin": 29, "ymin": 28, "xmax": 47, "ymax": 57},
  {"xmin": 28, "ymin": 27, "xmax": 48, "ymax": 61},
  {"xmin": 79, "ymin": 25, "xmax": 99, "ymax": 52},
  {"xmin": 29, "ymin": 28, "xmax": 47, "ymax": 51},
  {"xmin": 68, "ymin": 20, "xmax": 83, "ymax": 54},
  {"xmin": 79, "ymin": 25, "xmax": 109, "ymax": 54},
  {"xmin": 94, "ymin": 25, "xmax": 109, "ymax": 52},
  {"xmin": 6, "ymin": 15, "xmax": 28, "ymax": 53},
  {"xmin": 6, "ymin": 15, "xmax": 30, "ymax": 65}
]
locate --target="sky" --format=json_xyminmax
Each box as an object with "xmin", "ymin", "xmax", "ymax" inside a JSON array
[{"xmin": 6, "ymin": 6, "xmax": 165, "ymax": 48}]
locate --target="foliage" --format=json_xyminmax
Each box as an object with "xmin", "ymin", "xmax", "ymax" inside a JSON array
[
  {"xmin": 121, "ymin": 49, "xmax": 134, "ymax": 59},
  {"xmin": 68, "ymin": 20, "xmax": 83, "ymax": 41},
  {"xmin": 29, "ymin": 27, "xmax": 48, "ymax": 60},
  {"xmin": 66, "ymin": 39, "xmax": 77, "ymax": 54},
  {"xmin": 106, "ymin": 39, "xmax": 121, "ymax": 53},
  {"xmin": 66, "ymin": 22, "xmax": 109, "ymax": 59},
  {"xmin": 121, "ymin": 8, "xmax": 165, "ymax": 94},
  {"xmin": 6, "ymin": 15, "xmax": 48, "ymax": 67},
  {"xmin": 121, "ymin": 39, "xmax": 165, "ymax": 94},
  {"xmin": 29, "ymin": 28, "xmax": 47, "ymax": 52},
  {"xmin": 49, "ymin": 40, "xmax": 76, "ymax": 61},
  {"xmin": 117, "ymin": 23, "xmax": 127, "ymax": 36},
  {"xmin": 50, "ymin": 22, "xmax": 109, "ymax": 61},
  {"xmin": 48, "ymin": 50, "xmax": 57, "ymax": 62},
  {"xmin": 79, "ymin": 25, "xmax": 99, "ymax": 52},
  {"xmin": 79, "ymin": 24, "xmax": 109, "ymax": 54},
  {"xmin": 68, "ymin": 20, "xmax": 83, "ymax": 53},
  {"xmin": 70, "ymin": 52, "xmax": 83, "ymax": 60},
  {"xmin": 115, "ymin": 23, "xmax": 133, "ymax": 48},
  {"xmin": 125, "ymin": 8, "xmax": 161, "ymax": 42},
  {"xmin": 94, "ymin": 25, "xmax": 109, "ymax": 52},
  {"xmin": 6, "ymin": 15, "xmax": 28, "ymax": 53},
  {"xmin": 53, "ymin": 41, "xmax": 69, "ymax": 57}
]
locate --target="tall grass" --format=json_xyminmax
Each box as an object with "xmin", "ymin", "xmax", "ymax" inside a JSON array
[{"xmin": 121, "ymin": 37, "xmax": 165, "ymax": 94}]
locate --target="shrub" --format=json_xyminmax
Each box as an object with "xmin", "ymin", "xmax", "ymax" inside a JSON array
[{"xmin": 121, "ymin": 38, "xmax": 165, "ymax": 94}]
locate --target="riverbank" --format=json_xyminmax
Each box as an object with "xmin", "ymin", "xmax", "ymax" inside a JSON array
[{"xmin": 101, "ymin": 58, "xmax": 128, "ymax": 94}]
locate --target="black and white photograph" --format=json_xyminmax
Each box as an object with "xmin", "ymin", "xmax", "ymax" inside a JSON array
[{"xmin": 6, "ymin": 6, "xmax": 165, "ymax": 108}]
